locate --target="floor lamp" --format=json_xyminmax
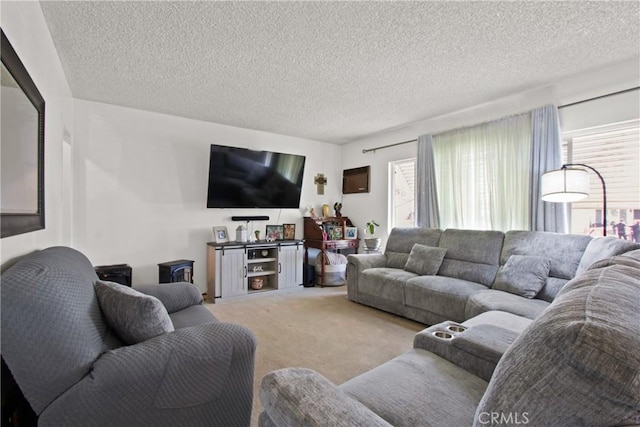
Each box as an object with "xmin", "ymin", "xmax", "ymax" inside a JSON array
[{"xmin": 540, "ymin": 163, "xmax": 607, "ymax": 236}]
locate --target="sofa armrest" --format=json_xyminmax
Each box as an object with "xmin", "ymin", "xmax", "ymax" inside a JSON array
[
  {"xmin": 347, "ymin": 253, "xmax": 387, "ymax": 270},
  {"xmin": 39, "ymin": 322, "xmax": 256, "ymax": 426},
  {"xmin": 135, "ymin": 282, "xmax": 203, "ymax": 313},
  {"xmin": 414, "ymin": 321, "xmax": 519, "ymax": 381},
  {"xmin": 346, "ymin": 254, "xmax": 387, "ymax": 302},
  {"xmin": 260, "ymin": 368, "xmax": 391, "ymax": 427}
]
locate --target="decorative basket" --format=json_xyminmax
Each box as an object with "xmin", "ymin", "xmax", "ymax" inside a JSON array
[{"xmin": 250, "ymin": 277, "xmax": 264, "ymax": 290}]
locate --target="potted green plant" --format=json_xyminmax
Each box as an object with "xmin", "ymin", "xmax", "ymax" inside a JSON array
[{"xmin": 364, "ymin": 220, "xmax": 381, "ymax": 251}]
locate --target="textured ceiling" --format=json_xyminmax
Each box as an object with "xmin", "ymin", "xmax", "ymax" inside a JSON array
[{"xmin": 39, "ymin": 1, "xmax": 640, "ymax": 144}]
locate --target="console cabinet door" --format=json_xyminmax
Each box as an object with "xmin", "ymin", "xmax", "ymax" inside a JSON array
[
  {"xmin": 217, "ymin": 249, "xmax": 247, "ymax": 297},
  {"xmin": 278, "ymin": 245, "xmax": 303, "ymax": 289}
]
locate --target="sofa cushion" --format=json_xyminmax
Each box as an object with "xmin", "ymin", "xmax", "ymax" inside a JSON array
[
  {"xmin": 587, "ymin": 249, "xmax": 640, "ymax": 271},
  {"xmin": 169, "ymin": 304, "xmax": 218, "ymax": 329},
  {"xmin": 474, "ymin": 253, "xmax": 640, "ymax": 426},
  {"xmin": 574, "ymin": 236, "xmax": 640, "ymax": 276},
  {"xmin": 461, "ymin": 310, "xmax": 532, "ymax": 335},
  {"xmin": 500, "ymin": 231, "xmax": 591, "ymax": 302},
  {"xmin": 95, "ymin": 280, "xmax": 175, "ymax": 345},
  {"xmin": 341, "ymin": 349, "xmax": 488, "ymax": 427},
  {"xmin": 403, "ymin": 244, "xmax": 447, "ymax": 276},
  {"xmin": 384, "ymin": 228, "xmax": 442, "ymax": 268},
  {"xmin": 492, "ymin": 255, "xmax": 550, "ymax": 298},
  {"xmin": 465, "ymin": 289, "xmax": 549, "ymax": 320},
  {"xmin": 360, "ymin": 268, "xmax": 418, "ymax": 304},
  {"xmin": 437, "ymin": 229, "xmax": 504, "ymax": 286},
  {"xmin": 385, "ymin": 227, "xmax": 442, "ymax": 253},
  {"xmin": 405, "ymin": 275, "xmax": 487, "ymax": 322},
  {"xmin": 385, "ymin": 252, "xmax": 410, "ymax": 269}
]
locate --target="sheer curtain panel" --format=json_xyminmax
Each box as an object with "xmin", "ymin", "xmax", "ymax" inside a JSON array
[{"xmin": 432, "ymin": 113, "xmax": 532, "ymax": 231}]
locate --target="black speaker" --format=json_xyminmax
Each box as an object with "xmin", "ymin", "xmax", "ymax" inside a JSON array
[
  {"xmin": 231, "ymin": 215, "xmax": 270, "ymax": 221},
  {"xmin": 303, "ymin": 264, "xmax": 315, "ymax": 287}
]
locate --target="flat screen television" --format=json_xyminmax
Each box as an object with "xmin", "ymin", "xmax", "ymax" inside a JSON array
[{"xmin": 206, "ymin": 144, "xmax": 306, "ymax": 208}]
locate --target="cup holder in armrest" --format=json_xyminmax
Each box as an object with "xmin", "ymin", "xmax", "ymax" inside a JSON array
[
  {"xmin": 432, "ymin": 331, "xmax": 453, "ymax": 339},
  {"xmin": 447, "ymin": 325, "xmax": 466, "ymax": 333}
]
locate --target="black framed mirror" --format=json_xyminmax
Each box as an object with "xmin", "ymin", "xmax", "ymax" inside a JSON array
[{"xmin": 1, "ymin": 28, "xmax": 45, "ymax": 238}]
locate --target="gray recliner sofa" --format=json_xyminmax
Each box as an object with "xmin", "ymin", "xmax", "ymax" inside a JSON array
[
  {"xmin": 347, "ymin": 227, "xmax": 639, "ymax": 325},
  {"xmin": 1, "ymin": 246, "xmax": 256, "ymax": 426},
  {"xmin": 259, "ymin": 249, "xmax": 640, "ymax": 426}
]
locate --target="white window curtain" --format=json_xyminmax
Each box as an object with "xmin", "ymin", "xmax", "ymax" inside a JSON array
[{"xmin": 432, "ymin": 113, "xmax": 532, "ymax": 231}]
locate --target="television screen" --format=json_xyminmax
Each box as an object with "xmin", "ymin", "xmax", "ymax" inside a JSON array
[{"xmin": 206, "ymin": 144, "xmax": 306, "ymax": 208}]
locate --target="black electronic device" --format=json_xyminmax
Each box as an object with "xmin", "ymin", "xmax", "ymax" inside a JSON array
[
  {"xmin": 206, "ymin": 144, "xmax": 306, "ymax": 209},
  {"xmin": 231, "ymin": 215, "xmax": 270, "ymax": 221}
]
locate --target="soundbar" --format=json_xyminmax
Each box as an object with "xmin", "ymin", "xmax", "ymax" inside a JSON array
[{"xmin": 231, "ymin": 215, "xmax": 270, "ymax": 222}]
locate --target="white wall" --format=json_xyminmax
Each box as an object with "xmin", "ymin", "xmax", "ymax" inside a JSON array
[
  {"xmin": 0, "ymin": 2, "xmax": 74, "ymax": 268},
  {"xmin": 341, "ymin": 59, "xmax": 640, "ymax": 250},
  {"xmin": 3, "ymin": 3, "xmax": 637, "ymax": 282},
  {"xmin": 72, "ymin": 100, "xmax": 342, "ymax": 291}
]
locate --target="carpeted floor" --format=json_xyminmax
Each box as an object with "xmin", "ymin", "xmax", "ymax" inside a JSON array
[{"xmin": 206, "ymin": 285, "xmax": 425, "ymax": 426}]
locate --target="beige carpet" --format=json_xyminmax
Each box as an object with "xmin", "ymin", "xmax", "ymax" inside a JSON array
[{"xmin": 206, "ymin": 286, "xmax": 425, "ymax": 426}]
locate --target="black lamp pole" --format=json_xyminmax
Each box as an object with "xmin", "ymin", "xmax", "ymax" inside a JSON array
[{"xmin": 562, "ymin": 163, "xmax": 607, "ymax": 236}]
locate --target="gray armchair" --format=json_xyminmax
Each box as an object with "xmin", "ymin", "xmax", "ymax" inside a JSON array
[{"xmin": 1, "ymin": 246, "xmax": 256, "ymax": 426}]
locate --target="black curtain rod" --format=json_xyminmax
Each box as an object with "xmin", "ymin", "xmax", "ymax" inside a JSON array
[
  {"xmin": 557, "ymin": 86, "xmax": 639, "ymax": 109},
  {"xmin": 362, "ymin": 138, "xmax": 417, "ymax": 153},
  {"xmin": 363, "ymin": 86, "xmax": 640, "ymax": 154}
]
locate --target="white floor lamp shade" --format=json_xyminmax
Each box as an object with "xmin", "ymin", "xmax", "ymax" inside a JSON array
[
  {"xmin": 540, "ymin": 163, "xmax": 607, "ymax": 236},
  {"xmin": 540, "ymin": 168, "xmax": 589, "ymax": 203}
]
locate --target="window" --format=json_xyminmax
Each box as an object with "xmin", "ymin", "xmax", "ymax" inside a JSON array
[
  {"xmin": 562, "ymin": 119, "xmax": 640, "ymax": 239},
  {"xmin": 389, "ymin": 159, "xmax": 416, "ymax": 228}
]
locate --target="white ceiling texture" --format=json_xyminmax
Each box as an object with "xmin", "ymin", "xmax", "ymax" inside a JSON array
[{"xmin": 39, "ymin": 1, "xmax": 640, "ymax": 144}]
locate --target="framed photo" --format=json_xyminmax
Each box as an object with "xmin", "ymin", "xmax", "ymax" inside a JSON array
[
  {"xmin": 283, "ymin": 223, "xmax": 296, "ymax": 240},
  {"xmin": 266, "ymin": 224, "xmax": 284, "ymax": 241},
  {"xmin": 345, "ymin": 226, "xmax": 357, "ymax": 239},
  {"xmin": 213, "ymin": 226, "xmax": 229, "ymax": 243},
  {"xmin": 330, "ymin": 226, "xmax": 343, "ymax": 240}
]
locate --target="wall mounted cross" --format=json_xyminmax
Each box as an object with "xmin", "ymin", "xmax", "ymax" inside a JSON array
[{"xmin": 314, "ymin": 173, "xmax": 327, "ymax": 195}]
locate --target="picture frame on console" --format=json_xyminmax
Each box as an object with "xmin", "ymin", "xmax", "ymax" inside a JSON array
[
  {"xmin": 345, "ymin": 226, "xmax": 357, "ymax": 239},
  {"xmin": 213, "ymin": 226, "xmax": 229, "ymax": 243},
  {"xmin": 283, "ymin": 223, "xmax": 295, "ymax": 240},
  {"xmin": 330, "ymin": 226, "xmax": 343, "ymax": 240},
  {"xmin": 266, "ymin": 225, "xmax": 284, "ymax": 241}
]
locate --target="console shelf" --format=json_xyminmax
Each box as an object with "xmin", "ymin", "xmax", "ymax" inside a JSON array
[{"xmin": 206, "ymin": 240, "xmax": 304, "ymax": 301}]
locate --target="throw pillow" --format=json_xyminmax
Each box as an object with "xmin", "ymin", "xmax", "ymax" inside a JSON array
[
  {"xmin": 403, "ymin": 244, "xmax": 447, "ymax": 276},
  {"xmin": 94, "ymin": 280, "xmax": 174, "ymax": 345},
  {"xmin": 492, "ymin": 255, "xmax": 551, "ymax": 298}
]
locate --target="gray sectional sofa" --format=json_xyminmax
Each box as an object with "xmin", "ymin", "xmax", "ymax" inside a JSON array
[
  {"xmin": 346, "ymin": 227, "xmax": 639, "ymax": 325},
  {"xmin": 259, "ymin": 248, "xmax": 640, "ymax": 426}
]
